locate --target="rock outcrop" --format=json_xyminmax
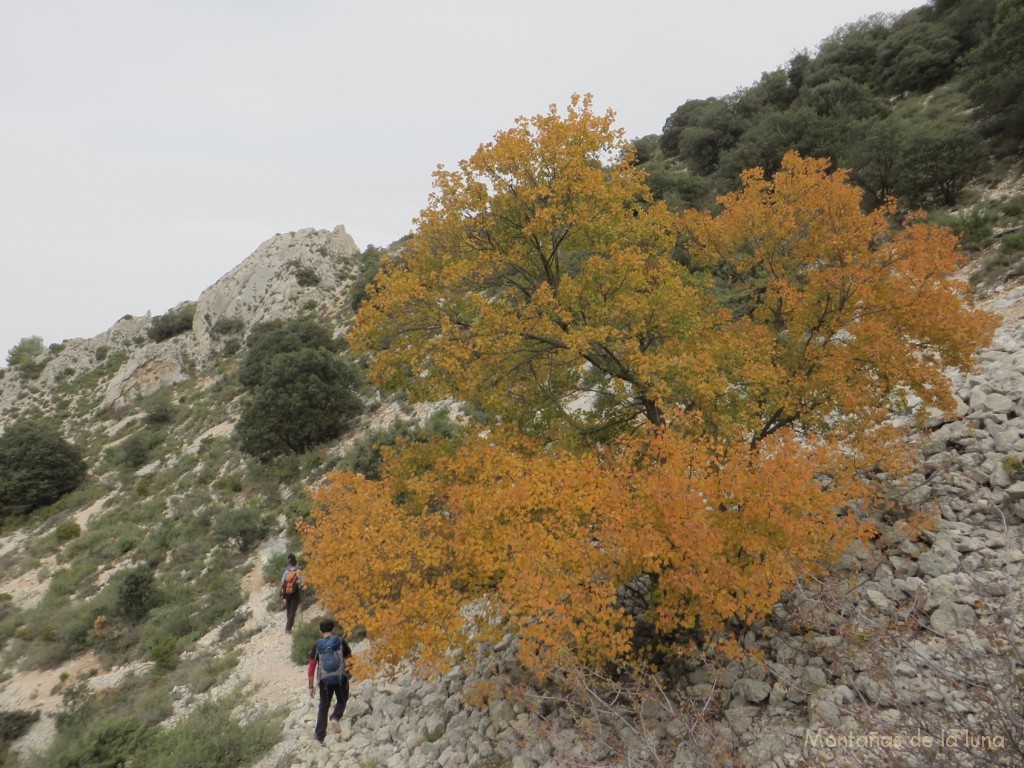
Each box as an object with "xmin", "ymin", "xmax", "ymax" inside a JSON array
[{"xmin": 0, "ymin": 226, "xmax": 363, "ymax": 416}]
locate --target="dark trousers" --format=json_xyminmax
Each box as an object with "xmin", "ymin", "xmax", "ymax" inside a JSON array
[
  {"xmin": 284, "ymin": 592, "xmax": 301, "ymax": 631},
  {"xmin": 315, "ymin": 677, "xmax": 349, "ymax": 742}
]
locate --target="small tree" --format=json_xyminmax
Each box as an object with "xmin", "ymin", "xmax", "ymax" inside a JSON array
[
  {"xmin": 236, "ymin": 319, "xmax": 363, "ymax": 461},
  {"xmin": 5, "ymin": 336, "xmax": 44, "ymax": 368},
  {"xmin": 116, "ymin": 567, "xmax": 161, "ymax": 622},
  {"xmin": 0, "ymin": 420, "xmax": 87, "ymax": 519},
  {"xmin": 147, "ymin": 303, "xmax": 196, "ymax": 342}
]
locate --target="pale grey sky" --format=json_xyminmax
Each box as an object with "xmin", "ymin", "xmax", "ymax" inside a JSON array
[{"xmin": 0, "ymin": 0, "xmax": 925, "ymax": 361}]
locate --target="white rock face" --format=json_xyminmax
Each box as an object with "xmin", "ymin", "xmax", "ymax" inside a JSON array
[
  {"xmin": 0, "ymin": 225, "xmax": 364, "ymax": 416},
  {"xmin": 192, "ymin": 225, "xmax": 361, "ymax": 360}
]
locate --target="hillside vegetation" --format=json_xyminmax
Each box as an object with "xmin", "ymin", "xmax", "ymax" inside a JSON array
[
  {"xmin": 0, "ymin": 2, "xmax": 1021, "ymax": 767},
  {"xmin": 638, "ymin": 0, "xmax": 1024, "ymax": 288}
]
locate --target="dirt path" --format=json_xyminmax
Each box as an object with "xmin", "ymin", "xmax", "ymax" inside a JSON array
[{"xmin": 187, "ymin": 536, "xmax": 314, "ymax": 716}]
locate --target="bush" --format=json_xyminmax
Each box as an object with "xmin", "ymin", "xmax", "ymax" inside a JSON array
[
  {"xmin": 6, "ymin": 336, "xmax": 44, "ymax": 368},
  {"xmin": 290, "ymin": 620, "xmax": 321, "ymax": 665},
  {"xmin": 236, "ymin": 341, "xmax": 363, "ymax": 461},
  {"xmin": 291, "ymin": 263, "xmax": 321, "ymax": 287},
  {"xmin": 263, "ymin": 552, "xmax": 291, "ymax": 585},
  {"xmin": 147, "ymin": 635, "xmax": 179, "ymax": 670},
  {"xmin": 142, "ymin": 393, "xmax": 176, "ymax": 426},
  {"xmin": 212, "ymin": 507, "xmax": 266, "ymax": 552},
  {"xmin": 117, "ymin": 567, "xmax": 161, "ymax": 622},
  {"xmin": 52, "ymin": 716, "xmax": 151, "ymax": 768},
  {"xmin": 108, "ymin": 431, "xmax": 165, "ymax": 470},
  {"xmin": 929, "ymin": 206, "xmax": 995, "ymax": 249},
  {"xmin": 147, "ymin": 303, "xmax": 196, "ymax": 342},
  {"xmin": 349, "ymin": 245, "xmax": 386, "ymax": 311},
  {"xmin": 1001, "ymin": 230, "xmax": 1024, "ymax": 253},
  {"xmin": 1002, "ymin": 195, "xmax": 1024, "ymax": 218},
  {"xmin": 0, "ymin": 420, "xmax": 87, "ymax": 520},
  {"xmin": 211, "ymin": 316, "xmax": 244, "ymax": 336},
  {"xmin": 0, "ymin": 708, "xmax": 40, "ymax": 746},
  {"xmin": 141, "ymin": 697, "xmax": 279, "ymax": 768},
  {"xmin": 339, "ymin": 408, "xmax": 459, "ymax": 480},
  {"xmin": 55, "ymin": 521, "xmax": 82, "ymax": 543}
]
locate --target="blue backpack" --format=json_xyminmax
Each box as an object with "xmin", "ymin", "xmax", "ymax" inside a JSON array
[{"xmin": 315, "ymin": 635, "xmax": 346, "ymax": 684}]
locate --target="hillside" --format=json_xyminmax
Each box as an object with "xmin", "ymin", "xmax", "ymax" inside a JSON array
[
  {"xmin": 0, "ymin": 218, "xmax": 1021, "ymax": 767},
  {"xmin": 1, "ymin": 196, "xmax": 1023, "ymax": 768},
  {"xmin": 2, "ymin": 3, "xmax": 1024, "ymax": 767}
]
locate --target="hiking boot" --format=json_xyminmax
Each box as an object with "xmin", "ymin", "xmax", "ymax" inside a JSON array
[{"xmin": 330, "ymin": 718, "xmax": 341, "ymax": 734}]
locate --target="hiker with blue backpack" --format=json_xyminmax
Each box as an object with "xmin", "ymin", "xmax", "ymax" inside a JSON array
[{"xmin": 307, "ymin": 618, "xmax": 352, "ymax": 744}]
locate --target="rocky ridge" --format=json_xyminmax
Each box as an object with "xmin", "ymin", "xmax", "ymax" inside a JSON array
[{"xmin": 0, "ymin": 225, "xmax": 361, "ymax": 417}]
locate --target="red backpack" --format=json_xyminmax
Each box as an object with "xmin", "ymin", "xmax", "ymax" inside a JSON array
[{"xmin": 282, "ymin": 568, "xmax": 301, "ymax": 596}]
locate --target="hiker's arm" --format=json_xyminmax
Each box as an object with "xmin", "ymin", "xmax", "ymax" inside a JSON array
[{"xmin": 307, "ymin": 658, "xmax": 317, "ymax": 696}]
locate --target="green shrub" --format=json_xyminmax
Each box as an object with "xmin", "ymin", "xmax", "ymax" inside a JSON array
[
  {"xmin": 263, "ymin": 552, "xmax": 291, "ymax": 585},
  {"xmin": 6, "ymin": 336, "xmax": 44, "ymax": 368},
  {"xmin": 290, "ymin": 621, "xmax": 321, "ymax": 665},
  {"xmin": 47, "ymin": 562, "xmax": 95, "ymax": 598},
  {"xmin": 211, "ymin": 316, "xmax": 245, "ymax": 336},
  {"xmin": 55, "ymin": 521, "xmax": 82, "ymax": 543},
  {"xmin": 339, "ymin": 408, "xmax": 459, "ymax": 480},
  {"xmin": 291, "ymin": 262, "xmax": 321, "ymax": 287},
  {"xmin": 929, "ymin": 207, "xmax": 995, "ymax": 249},
  {"xmin": 236, "ymin": 319, "xmax": 364, "ymax": 461},
  {"xmin": 212, "ymin": 507, "xmax": 266, "ymax": 552},
  {"xmin": 1001, "ymin": 230, "xmax": 1024, "ymax": 253},
  {"xmin": 0, "ymin": 420, "xmax": 87, "ymax": 519},
  {"xmin": 0, "ymin": 709, "xmax": 40, "ymax": 746},
  {"xmin": 52, "ymin": 716, "xmax": 151, "ymax": 768},
  {"xmin": 143, "ymin": 393, "xmax": 176, "ymax": 426},
  {"xmin": 108, "ymin": 431, "xmax": 165, "ymax": 470},
  {"xmin": 147, "ymin": 635, "xmax": 179, "ymax": 670},
  {"xmin": 141, "ymin": 696, "xmax": 278, "ymax": 768},
  {"xmin": 1001, "ymin": 195, "xmax": 1024, "ymax": 218},
  {"xmin": 147, "ymin": 303, "xmax": 196, "ymax": 342},
  {"xmin": 94, "ymin": 346, "xmax": 109, "ymax": 362},
  {"xmin": 117, "ymin": 567, "xmax": 161, "ymax": 622}
]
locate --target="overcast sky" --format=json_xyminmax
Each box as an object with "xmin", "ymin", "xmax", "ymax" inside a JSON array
[{"xmin": 0, "ymin": 0, "xmax": 926, "ymax": 361}]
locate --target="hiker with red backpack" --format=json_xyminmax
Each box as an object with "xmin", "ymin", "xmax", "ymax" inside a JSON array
[
  {"xmin": 308, "ymin": 618, "xmax": 353, "ymax": 744},
  {"xmin": 279, "ymin": 554, "xmax": 304, "ymax": 632}
]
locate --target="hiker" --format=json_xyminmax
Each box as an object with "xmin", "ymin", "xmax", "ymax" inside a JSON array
[
  {"xmin": 307, "ymin": 618, "xmax": 352, "ymax": 744},
  {"xmin": 279, "ymin": 554, "xmax": 304, "ymax": 632}
]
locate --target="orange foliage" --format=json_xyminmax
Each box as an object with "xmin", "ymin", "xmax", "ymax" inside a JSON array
[
  {"xmin": 680, "ymin": 152, "xmax": 997, "ymax": 442},
  {"xmin": 304, "ymin": 99, "xmax": 996, "ymax": 678},
  {"xmin": 302, "ymin": 420, "xmax": 885, "ymax": 676}
]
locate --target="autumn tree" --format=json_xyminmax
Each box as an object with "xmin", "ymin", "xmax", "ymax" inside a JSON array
[
  {"xmin": 347, "ymin": 93, "xmax": 737, "ymax": 439},
  {"xmin": 303, "ymin": 96, "xmax": 994, "ymax": 677}
]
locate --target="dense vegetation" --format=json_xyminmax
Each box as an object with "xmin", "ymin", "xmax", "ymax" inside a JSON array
[
  {"xmin": 639, "ymin": 0, "xmax": 1023, "ymax": 212},
  {"xmin": 0, "ymin": 420, "xmax": 87, "ymax": 520},
  {"xmin": 235, "ymin": 317, "xmax": 364, "ymax": 460}
]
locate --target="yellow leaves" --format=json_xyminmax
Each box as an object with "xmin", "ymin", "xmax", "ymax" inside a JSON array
[
  {"xmin": 302, "ymin": 419, "xmax": 881, "ymax": 676},
  {"xmin": 681, "ymin": 150, "xmax": 997, "ymax": 442},
  {"xmin": 350, "ymin": 94, "xmax": 706, "ymax": 439}
]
